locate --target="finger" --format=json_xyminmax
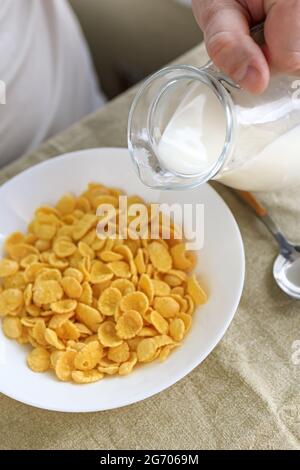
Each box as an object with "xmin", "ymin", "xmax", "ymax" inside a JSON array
[
  {"xmin": 264, "ymin": 0, "xmax": 300, "ymax": 74},
  {"xmin": 192, "ymin": 0, "xmax": 270, "ymax": 93}
]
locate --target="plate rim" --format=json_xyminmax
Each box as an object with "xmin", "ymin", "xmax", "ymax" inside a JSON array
[{"xmin": 0, "ymin": 147, "xmax": 245, "ymax": 412}]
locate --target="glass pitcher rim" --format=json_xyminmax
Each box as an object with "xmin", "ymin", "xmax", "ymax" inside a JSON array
[{"xmin": 127, "ymin": 64, "xmax": 237, "ymax": 187}]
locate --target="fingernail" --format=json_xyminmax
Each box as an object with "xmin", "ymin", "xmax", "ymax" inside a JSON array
[{"xmin": 238, "ymin": 66, "xmax": 262, "ymax": 92}]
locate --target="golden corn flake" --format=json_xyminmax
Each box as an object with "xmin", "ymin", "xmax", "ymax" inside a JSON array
[
  {"xmin": 107, "ymin": 342, "xmax": 130, "ymax": 363},
  {"xmin": 111, "ymin": 279, "xmax": 135, "ymax": 295},
  {"xmin": 44, "ymin": 328, "xmax": 65, "ymax": 350},
  {"xmin": 25, "ymin": 262, "xmax": 49, "ymax": 282},
  {"xmin": 137, "ymin": 327, "xmax": 158, "ymax": 337},
  {"xmin": 92, "ymin": 281, "xmax": 111, "ymax": 299},
  {"xmin": 72, "ymin": 369, "xmax": 103, "ymax": 384},
  {"xmin": 159, "ymin": 344, "xmax": 177, "ymax": 362},
  {"xmin": 81, "ymin": 229, "xmax": 97, "ymax": 246},
  {"xmin": 98, "ymin": 363, "xmax": 119, "ymax": 375},
  {"xmin": 23, "ymin": 284, "xmax": 33, "ymax": 307},
  {"xmin": 187, "ymin": 275, "xmax": 208, "ymax": 305},
  {"xmin": 148, "ymin": 241, "xmax": 172, "ymax": 273},
  {"xmin": 5, "ymin": 231, "xmax": 25, "ymax": 248},
  {"xmin": 171, "ymin": 286, "xmax": 185, "ymax": 296},
  {"xmin": 154, "ymin": 335, "xmax": 174, "ymax": 348},
  {"xmin": 169, "ymin": 318, "xmax": 185, "ymax": 342},
  {"xmin": 74, "ymin": 341, "xmax": 103, "ymax": 371},
  {"xmin": 170, "ymin": 244, "xmax": 194, "ymax": 271},
  {"xmin": 78, "ymin": 257, "xmax": 91, "ymax": 282},
  {"xmin": 177, "ymin": 312, "xmax": 192, "ymax": 332},
  {"xmin": 99, "ymin": 250, "xmax": 123, "ymax": 262},
  {"xmin": 0, "ymin": 259, "xmax": 19, "ymax": 278},
  {"xmin": 76, "ymin": 282, "xmax": 92, "ymax": 306},
  {"xmin": 84, "ymin": 334, "xmax": 98, "ymax": 345},
  {"xmin": 55, "ymin": 350, "xmax": 76, "ymax": 381},
  {"xmin": 21, "ymin": 317, "xmax": 39, "ymax": 328},
  {"xmin": 49, "ymin": 312, "xmax": 74, "ymax": 329},
  {"xmin": 108, "ymin": 261, "xmax": 131, "ymax": 279},
  {"xmin": 163, "ymin": 274, "xmax": 182, "ymax": 287},
  {"xmin": 0, "ymin": 182, "xmax": 207, "ymax": 384},
  {"xmin": 56, "ymin": 194, "xmax": 76, "ymax": 215},
  {"xmin": 113, "ymin": 244, "xmax": 133, "ymax": 261},
  {"xmin": 50, "ymin": 351, "xmax": 64, "ymax": 369},
  {"xmin": 35, "ymin": 239, "xmax": 51, "ymax": 252},
  {"xmin": 48, "ymin": 253, "xmax": 69, "ymax": 269},
  {"xmin": 7, "ymin": 243, "xmax": 38, "ymax": 262},
  {"xmin": 32, "ymin": 220, "xmax": 57, "ymax": 241},
  {"xmin": 116, "ymin": 310, "xmax": 143, "ymax": 339},
  {"xmin": 63, "ymin": 267, "xmax": 83, "ymax": 283},
  {"xmin": 32, "ymin": 319, "xmax": 48, "ymax": 347},
  {"xmin": 2, "ymin": 316, "xmax": 23, "ymax": 339},
  {"xmin": 98, "ymin": 321, "xmax": 123, "ymax": 347},
  {"xmin": 138, "ymin": 274, "xmax": 154, "ymax": 303},
  {"xmin": 76, "ymin": 303, "xmax": 103, "ymax": 332},
  {"xmin": 56, "ymin": 321, "xmax": 80, "ymax": 341},
  {"xmin": 75, "ymin": 322, "xmax": 92, "ymax": 336},
  {"xmin": 50, "ymin": 299, "xmax": 77, "ymax": 314},
  {"xmin": 119, "ymin": 352, "xmax": 138, "ymax": 375},
  {"xmin": 149, "ymin": 310, "xmax": 169, "ymax": 335},
  {"xmin": 67, "ymin": 340, "xmax": 86, "ymax": 352},
  {"xmin": 98, "ymin": 287, "xmax": 122, "ymax": 316},
  {"xmin": 185, "ymin": 294, "xmax": 195, "ymax": 315},
  {"xmin": 72, "ymin": 214, "xmax": 97, "ymax": 241},
  {"xmin": 153, "ymin": 296, "xmax": 180, "ymax": 318},
  {"xmin": 20, "ymin": 254, "xmax": 39, "ymax": 269},
  {"xmin": 78, "ymin": 241, "xmax": 94, "ymax": 258},
  {"xmin": 137, "ymin": 338, "xmax": 157, "ymax": 362},
  {"xmin": 0, "ymin": 289, "xmax": 23, "ymax": 316},
  {"xmin": 152, "ymin": 279, "xmax": 171, "ymax": 297},
  {"xmin": 36, "ymin": 268, "xmax": 62, "ymax": 283},
  {"xmin": 53, "ymin": 238, "xmax": 77, "ymax": 258},
  {"xmin": 89, "ymin": 261, "xmax": 113, "ymax": 284},
  {"xmin": 61, "ymin": 276, "xmax": 83, "ymax": 299},
  {"xmin": 33, "ymin": 280, "xmax": 63, "ymax": 305},
  {"xmin": 25, "ymin": 304, "xmax": 43, "ymax": 317},
  {"xmin": 27, "ymin": 347, "xmax": 50, "ymax": 373},
  {"xmin": 120, "ymin": 292, "xmax": 149, "ymax": 315},
  {"xmin": 3, "ymin": 272, "xmax": 26, "ymax": 290},
  {"xmin": 134, "ymin": 249, "xmax": 146, "ymax": 274},
  {"xmin": 26, "ymin": 304, "xmax": 42, "ymax": 317}
]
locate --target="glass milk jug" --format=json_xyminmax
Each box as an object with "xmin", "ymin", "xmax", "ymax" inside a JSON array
[{"xmin": 128, "ymin": 25, "xmax": 300, "ymax": 192}]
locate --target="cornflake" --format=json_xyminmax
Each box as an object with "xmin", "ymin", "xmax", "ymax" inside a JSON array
[{"xmin": 0, "ymin": 182, "xmax": 207, "ymax": 384}]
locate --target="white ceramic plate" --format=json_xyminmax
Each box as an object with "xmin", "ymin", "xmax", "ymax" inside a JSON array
[{"xmin": 0, "ymin": 148, "xmax": 244, "ymax": 412}]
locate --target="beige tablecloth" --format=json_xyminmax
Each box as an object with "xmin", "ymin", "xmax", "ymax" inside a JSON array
[{"xmin": 0, "ymin": 46, "xmax": 300, "ymax": 450}]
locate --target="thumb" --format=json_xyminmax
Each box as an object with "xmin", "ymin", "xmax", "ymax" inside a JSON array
[{"xmin": 192, "ymin": 0, "xmax": 270, "ymax": 93}]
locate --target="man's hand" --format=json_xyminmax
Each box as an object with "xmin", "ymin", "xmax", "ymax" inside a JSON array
[{"xmin": 192, "ymin": 0, "xmax": 300, "ymax": 93}]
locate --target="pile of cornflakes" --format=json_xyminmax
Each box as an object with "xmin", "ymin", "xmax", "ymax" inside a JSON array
[{"xmin": 0, "ymin": 183, "xmax": 207, "ymax": 384}]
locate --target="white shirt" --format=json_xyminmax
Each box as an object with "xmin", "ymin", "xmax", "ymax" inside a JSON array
[{"xmin": 0, "ymin": 0, "xmax": 104, "ymax": 167}]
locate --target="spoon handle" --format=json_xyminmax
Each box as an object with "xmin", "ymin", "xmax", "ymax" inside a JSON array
[
  {"xmin": 235, "ymin": 190, "xmax": 267, "ymax": 217},
  {"xmin": 235, "ymin": 190, "xmax": 294, "ymax": 257}
]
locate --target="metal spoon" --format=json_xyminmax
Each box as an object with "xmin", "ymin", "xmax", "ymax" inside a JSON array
[{"xmin": 236, "ymin": 190, "xmax": 300, "ymax": 300}]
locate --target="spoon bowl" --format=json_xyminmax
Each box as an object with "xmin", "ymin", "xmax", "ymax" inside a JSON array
[
  {"xmin": 236, "ymin": 190, "xmax": 300, "ymax": 300},
  {"xmin": 273, "ymin": 252, "xmax": 300, "ymax": 300}
]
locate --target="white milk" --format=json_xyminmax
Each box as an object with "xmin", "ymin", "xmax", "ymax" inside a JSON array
[
  {"xmin": 157, "ymin": 85, "xmax": 226, "ymax": 175},
  {"xmin": 218, "ymin": 125, "xmax": 300, "ymax": 191},
  {"xmin": 157, "ymin": 89, "xmax": 300, "ymax": 191}
]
